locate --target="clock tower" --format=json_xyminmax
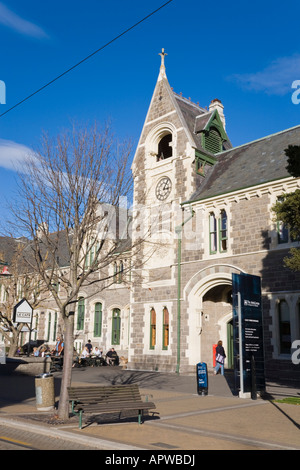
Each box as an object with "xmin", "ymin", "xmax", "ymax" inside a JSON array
[{"xmin": 129, "ymin": 50, "xmax": 230, "ymax": 371}]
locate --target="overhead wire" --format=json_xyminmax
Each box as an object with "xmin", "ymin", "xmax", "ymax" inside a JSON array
[{"xmin": 0, "ymin": 0, "xmax": 174, "ymax": 118}]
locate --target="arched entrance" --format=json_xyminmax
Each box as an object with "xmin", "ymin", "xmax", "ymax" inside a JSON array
[
  {"xmin": 185, "ymin": 264, "xmax": 244, "ymax": 370},
  {"xmin": 201, "ymin": 284, "xmax": 233, "ymax": 369}
]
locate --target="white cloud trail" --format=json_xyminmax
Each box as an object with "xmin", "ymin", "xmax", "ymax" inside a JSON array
[
  {"xmin": 230, "ymin": 54, "xmax": 300, "ymax": 96},
  {"xmin": 0, "ymin": 2, "xmax": 48, "ymax": 38}
]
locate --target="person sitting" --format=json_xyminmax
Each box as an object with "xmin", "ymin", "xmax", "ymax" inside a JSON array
[
  {"xmin": 106, "ymin": 347, "xmax": 119, "ymax": 366},
  {"xmin": 80, "ymin": 346, "xmax": 91, "ymax": 366},
  {"xmin": 93, "ymin": 346, "xmax": 102, "ymax": 356},
  {"xmin": 93, "ymin": 346, "xmax": 105, "ymax": 366},
  {"xmin": 33, "ymin": 347, "xmax": 40, "ymax": 357}
]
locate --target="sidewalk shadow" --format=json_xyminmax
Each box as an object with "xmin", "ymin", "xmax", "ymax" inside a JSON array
[
  {"xmin": 0, "ymin": 375, "xmax": 61, "ymax": 408},
  {"xmin": 268, "ymin": 399, "xmax": 300, "ymax": 431}
]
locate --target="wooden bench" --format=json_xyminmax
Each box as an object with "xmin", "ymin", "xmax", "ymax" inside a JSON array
[{"xmin": 68, "ymin": 384, "xmax": 156, "ymax": 429}]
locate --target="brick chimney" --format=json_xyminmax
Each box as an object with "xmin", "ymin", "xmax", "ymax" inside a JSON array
[{"xmin": 209, "ymin": 99, "xmax": 226, "ymax": 130}]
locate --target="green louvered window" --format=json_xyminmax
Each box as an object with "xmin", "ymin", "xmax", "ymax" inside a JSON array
[
  {"xmin": 77, "ymin": 298, "xmax": 85, "ymax": 330},
  {"xmin": 112, "ymin": 308, "xmax": 121, "ymax": 345},
  {"xmin": 204, "ymin": 128, "xmax": 222, "ymax": 154},
  {"xmin": 94, "ymin": 302, "xmax": 102, "ymax": 337}
]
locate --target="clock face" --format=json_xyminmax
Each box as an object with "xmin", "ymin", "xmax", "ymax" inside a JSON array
[{"xmin": 155, "ymin": 176, "xmax": 172, "ymax": 201}]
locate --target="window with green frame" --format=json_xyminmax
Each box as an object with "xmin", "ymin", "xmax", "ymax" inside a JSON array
[
  {"xmin": 47, "ymin": 312, "xmax": 51, "ymax": 342},
  {"xmin": 162, "ymin": 307, "xmax": 169, "ymax": 350},
  {"xmin": 150, "ymin": 308, "xmax": 156, "ymax": 350},
  {"xmin": 209, "ymin": 210, "xmax": 228, "ymax": 254},
  {"xmin": 111, "ymin": 308, "xmax": 121, "ymax": 345},
  {"xmin": 52, "ymin": 312, "xmax": 57, "ymax": 341},
  {"xmin": 209, "ymin": 212, "xmax": 217, "ymax": 253},
  {"xmin": 94, "ymin": 302, "xmax": 102, "ymax": 337},
  {"xmin": 77, "ymin": 297, "xmax": 85, "ymax": 330},
  {"xmin": 219, "ymin": 210, "xmax": 228, "ymax": 252}
]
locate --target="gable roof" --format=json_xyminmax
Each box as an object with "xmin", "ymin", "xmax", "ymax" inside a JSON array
[
  {"xmin": 186, "ymin": 125, "xmax": 300, "ymax": 203},
  {"xmin": 174, "ymin": 94, "xmax": 232, "ymax": 151}
]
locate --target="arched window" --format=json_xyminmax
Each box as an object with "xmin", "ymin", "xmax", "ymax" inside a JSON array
[
  {"xmin": 94, "ymin": 302, "xmax": 102, "ymax": 337},
  {"xmin": 112, "ymin": 308, "xmax": 121, "ymax": 345},
  {"xmin": 209, "ymin": 212, "xmax": 217, "ymax": 254},
  {"xmin": 77, "ymin": 298, "xmax": 85, "ymax": 330},
  {"xmin": 219, "ymin": 210, "xmax": 228, "ymax": 252},
  {"xmin": 209, "ymin": 210, "xmax": 228, "ymax": 254},
  {"xmin": 150, "ymin": 308, "xmax": 156, "ymax": 349},
  {"xmin": 162, "ymin": 307, "xmax": 169, "ymax": 350},
  {"xmin": 157, "ymin": 133, "xmax": 172, "ymax": 161}
]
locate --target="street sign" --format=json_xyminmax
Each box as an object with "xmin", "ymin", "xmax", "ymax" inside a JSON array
[
  {"xmin": 232, "ymin": 273, "xmax": 265, "ymax": 398},
  {"xmin": 13, "ymin": 298, "xmax": 33, "ymax": 324},
  {"xmin": 196, "ymin": 362, "xmax": 208, "ymax": 395}
]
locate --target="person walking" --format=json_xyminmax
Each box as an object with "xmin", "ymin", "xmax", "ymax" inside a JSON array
[{"xmin": 214, "ymin": 340, "xmax": 226, "ymax": 375}]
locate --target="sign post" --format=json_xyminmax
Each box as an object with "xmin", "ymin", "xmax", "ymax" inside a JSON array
[
  {"xmin": 13, "ymin": 298, "xmax": 34, "ymax": 356},
  {"xmin": 232, "ymin": 273, "xmax": 265, "ymax": 398}
]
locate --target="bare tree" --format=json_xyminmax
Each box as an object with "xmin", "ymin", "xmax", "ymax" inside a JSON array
[
  {"xmin": 8, "ymin": 122, "xmax": 140, "ymax": 420},
  {"xmin": 0, "ymin": 239, "xmax": 49, "ymax": 356}
]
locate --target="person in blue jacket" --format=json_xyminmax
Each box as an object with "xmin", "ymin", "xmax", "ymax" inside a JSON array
[{"xmin": 214, "ymin": 340, "xmax": 226, "ymax": 375}]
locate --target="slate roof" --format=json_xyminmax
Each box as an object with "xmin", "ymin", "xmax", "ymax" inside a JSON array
[
  {"xmin": 186, "ymin": 125, "xmax": 300, "ymax": 203},
  {"xmin": 173, "ymin": 92, "xmax": 232, "ymax": 151},
  {"xmin": 0, "ymin": 232, "xmax": 71, "ymax": 269}
]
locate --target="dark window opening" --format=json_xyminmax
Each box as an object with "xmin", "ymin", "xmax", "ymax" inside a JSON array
[{"xmin": 157, "ymin": 134, "xmax": 172, "ymax": 161}]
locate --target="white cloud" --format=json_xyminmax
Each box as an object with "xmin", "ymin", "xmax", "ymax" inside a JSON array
[
  {"xmin": 0, "ymin": 2, "xmax": 48, "ymax": 39},
  {"xmin": 230, "ymin": 54, "xmax": 300, "ymax": 96},
  {"xmin": 0, "ymin": 139, "xmax": 33, "ymax": 170}
]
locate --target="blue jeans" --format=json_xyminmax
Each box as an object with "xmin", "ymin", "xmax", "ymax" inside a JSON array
[{"xmin": 215, "ymin": 362, "xmax": 224, "ymax": 375}]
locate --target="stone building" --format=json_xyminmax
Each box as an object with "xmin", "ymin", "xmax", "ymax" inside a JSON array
[
  {"xmin": 128, "ymin": 50, "xmax": 300, "ymax": 383},
  {"xmin": 1, "ymin": 50, "xmax": 300, "ymax": 385}
]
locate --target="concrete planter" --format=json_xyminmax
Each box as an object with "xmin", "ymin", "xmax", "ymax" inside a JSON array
[{"xmin": 0, "ymin": 357, "xmax": 51, "ymax": 376}]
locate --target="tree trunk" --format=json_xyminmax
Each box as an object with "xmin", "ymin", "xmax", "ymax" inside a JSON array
[
  {"xmin": 57, "ymin": 312, "xmax": 75, "ymax": 420},
  {"xmin": 8, "ymin": 330, "xmax": 19, "ymax": 358}
]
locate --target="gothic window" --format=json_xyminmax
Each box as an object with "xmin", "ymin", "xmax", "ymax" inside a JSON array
[
  {"xmin": 162, "ymin": 307, "xmax": 169, "ymax": 350},
  {"xmin": 112, "ymin": 308, "xmax": 121, "ymax": 345},
  {"xmin": 52, "ymin": 312, "xmax": 57, "ymax": 342},
  {"xmin": 77, "ymin": 297, "xmax": 85, "ymax": 330},
  {"xmin": 113, "ymin": 260, "xmax": 124, "ymax": 283},
  {"xmin": 157, "ymin": 133, "xmax": 172, "ymax": 161},
  {"xmin": 47, "ymin": 312, "xmax": 52, "ymax": 342},
  {"xmin": 94, "ymin": 302, "xmax": 102, "ymax": 337},
  {"xmin": 150, "ymin": 308, "xmax": 156, "ymax": 349},
  {"xmin": 209, "ymin": 210, "xmax": 228, "ymax": 254},
  {"xmin": 209, "ymin": 213, "xmax": 217, "ymax": 254},
  {"xmin": 219, "ymin": 210, "xmax": 228, "ymax": 252}
]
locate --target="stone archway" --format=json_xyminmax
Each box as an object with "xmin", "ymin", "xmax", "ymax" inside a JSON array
[{"xmin": 185, "ymin": 264, "xmax": 244, "ymax": 369}]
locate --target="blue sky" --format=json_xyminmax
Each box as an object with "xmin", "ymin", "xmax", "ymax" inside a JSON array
[{"xmin": 1, "ymin": 0, "xmax": 300, "ymax": 224}]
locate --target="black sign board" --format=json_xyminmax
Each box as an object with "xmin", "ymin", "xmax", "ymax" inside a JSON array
[{"xmin": 232, "ymin": 273, "xmax": 265, "ymax": 397}]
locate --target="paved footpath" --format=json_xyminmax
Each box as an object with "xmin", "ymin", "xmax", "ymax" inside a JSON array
[{"xmin": 0, "ymin": 368, "xmax": 299, "ymax": 451}]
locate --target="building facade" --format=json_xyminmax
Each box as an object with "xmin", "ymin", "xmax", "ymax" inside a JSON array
[
  {"xmin": 1, "ymin": 51, "xmax": 300, "ymax": 384},
  {"xmin": 128, "ymin": 51, "xmax": 300, "ymax": 382}
]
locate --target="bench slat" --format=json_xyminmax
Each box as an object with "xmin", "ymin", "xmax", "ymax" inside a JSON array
[{"xmin": 67, "ymin": 384, "xmax": 156, "ymax": 429}]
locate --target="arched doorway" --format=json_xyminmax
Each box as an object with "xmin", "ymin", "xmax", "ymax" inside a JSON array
[
  {"xmin": 201, "ymin": 284, "xmax": 233, "ymax": 368},
  {"xmin": 185, "ymin": 265, "xmax": 245, "ymax": 370}
]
